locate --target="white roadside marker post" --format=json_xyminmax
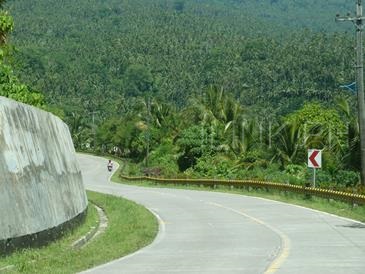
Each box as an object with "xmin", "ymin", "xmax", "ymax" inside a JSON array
[{"xmin": 308, "ymin": 149, "xmax": 322, "ymax": 188}]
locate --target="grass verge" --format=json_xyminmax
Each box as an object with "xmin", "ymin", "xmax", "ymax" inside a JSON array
[
  {"xmin": 119, "ymin": 179, "xmax": 365, "ymax": 222},
  {"xmin": 109, "ymin": 158, "xmax": 365, "ymax": 223},
  {"xmin": 0, "ymin": 191, "xmax": 158, "ymax": 274}
]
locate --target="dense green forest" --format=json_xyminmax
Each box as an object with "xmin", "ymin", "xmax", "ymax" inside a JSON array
[
  {"xmin": 5, "ymin": 0, "xmax": 365, "ymax": 189},
  {"xmin": 9, "ymin": 0, "xmax": 354, "ymax": 115},
  {"xmin": 0, "ymin": 0, "xmax": 43, "ymax": 106}
]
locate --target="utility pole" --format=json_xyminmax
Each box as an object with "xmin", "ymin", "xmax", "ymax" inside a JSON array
[
  {"xmin": 146, "ymin": 96, "xmax": 151, "ymax": 169},
  {"xmin": 89, "ymin": 110, "xmax": 99, "ymax": 150},
  {"xmin": 336, "ymin": 0, "xmax": 365, "ymax": 185}
]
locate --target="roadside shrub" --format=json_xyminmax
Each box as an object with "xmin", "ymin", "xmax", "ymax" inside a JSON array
[
  {"xmin": 123, "ymin": 161, "xmax": 141, "ymax": 176},
  {"xmin": 176, "ymin": 125, "xmax": 220, "ymax": 171},
  {"xmin": 238, "ymin": 149, "xmax": 270, "ymax": 170},
  {"xmin": 149, "ymin": 140, "xmax": 179, "ymax": 177},
  {"xmin": 284, "ymin": 164, "xmax": 306, "ymax": 180},
  {"xmin": 234, "ymin": 164, "xmax": 304, "ymax": 185},
  {"xmin": 334, "ymin": 170, "xmax": 360, "ymax": 187},
  {"xmin": 312, "ymin": 170, "xmax": 332, "ymax": 187},
  {"xmin": 188, "ymin": 154, "xmax": 235, "ymax": 178}
]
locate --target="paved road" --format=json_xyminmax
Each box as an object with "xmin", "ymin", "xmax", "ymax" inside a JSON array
[{"xmin": 78, "ymin": 154, "xmax": 365, "ymax": 274}]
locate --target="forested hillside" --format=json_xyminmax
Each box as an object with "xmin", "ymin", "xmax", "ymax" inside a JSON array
[
  {"xmin": 0, "ymin": 0, "xmax": 43, "ymax": 107},
  {"xmin": 9, "ymin": 0, "xmax": 353, "ymax": 117},
  {"xmin": 7, "ymin": 0, "xmax": 364, "ymax": 189}
]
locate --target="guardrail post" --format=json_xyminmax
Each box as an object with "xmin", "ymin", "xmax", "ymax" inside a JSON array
[
  {"xmin": 304, "ymin": 183, "xmax": 312, "ymax": 200},
  {"xmin": 352, "ymin": 196, "xmax": 358, "ymax": 208}
]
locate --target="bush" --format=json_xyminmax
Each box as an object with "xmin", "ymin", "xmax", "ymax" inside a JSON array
[
  {"xmin": 188, "ymin": 154, "xmax": 235, "ymax": 178},
  {"xmin": 122, "ymin": 161, "xmax": 141, "ymax": 176},
  {"xmin": 285, "ymin": 164, "xmax": 306, "ymax": 180},
  {"xmin": 234, "ymin": 164, "xmax": 304, "ymax": 185},
  {"xmin": 148, "ymin": 140, "xmax": 179, "ymax": 177},
  {"xmin": 334, "ymin": 170, "xmax": 360, "ymax": 187},
  {"xmin": 238, "ymin": 149, "xmax": 270, "ymax": 170},
  {"xmin": 176, "ymin": 125, "xmax": 220, "ymax": 171},
  {"xmin": 312, "ymin": 169, "xmax": 359, "ymax": 189},
  {"xmin": 313, "ymin": 170, "xmax": 332, "ymax": 187}
]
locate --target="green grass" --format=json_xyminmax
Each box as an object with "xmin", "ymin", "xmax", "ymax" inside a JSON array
[
  {"xmin": 108, "ymin": 158, "xmax": 365, "ymax": 223},
  {"xmin": 118, "ymin": 178, "xmax": 365, "ymax": 222},
  {"xmin": 0, "ymin": 191, "xmax": 158, "ymax": 273}
]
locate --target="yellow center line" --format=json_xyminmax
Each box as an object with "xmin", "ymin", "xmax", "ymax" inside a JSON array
[{"xmin": 207, "ymin": 202, "xmax": 291, "ymax": 274}]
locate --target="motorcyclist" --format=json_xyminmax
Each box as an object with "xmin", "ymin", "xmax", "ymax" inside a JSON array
[{"xmin": 107, "ymin": 160, "xmax": 113, "ymax": 172}]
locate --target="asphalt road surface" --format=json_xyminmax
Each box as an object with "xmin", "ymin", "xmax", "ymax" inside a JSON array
[{"xmin": 78, "ymin": 154, "xmax": 365, "ymax": 274}]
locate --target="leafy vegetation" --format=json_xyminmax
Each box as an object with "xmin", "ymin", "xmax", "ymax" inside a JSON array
[
  {"xmin": 113, "ymin": 174, "xmax": 365, "ymax": 223},
  {"xmin": 96, "ymin": 87, "xmax": 363, "ymax": 192},
  {"xmin": 0, "ymin": 0, "xmax": 44, "ymax": 106},
  {"xmin": 9, "ymin": 1, "xmax": 354, "ymax": 115},
  {"xmin": 7, "ymin": 1, "xmax": 364, "ymax": 190}
]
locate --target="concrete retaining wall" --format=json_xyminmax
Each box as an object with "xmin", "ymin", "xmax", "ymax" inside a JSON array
[{"xmin": 0, "ymin": 96, "xmax": 87, "ymax": 250}]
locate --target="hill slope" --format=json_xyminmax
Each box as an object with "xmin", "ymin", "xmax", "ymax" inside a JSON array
[{"xmin": 8, "ymin": 0, "xmax": 354, "ymax": 119}]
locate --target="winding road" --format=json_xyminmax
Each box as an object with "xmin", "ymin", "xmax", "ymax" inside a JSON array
[{"xmin": 78, "ymin": 154, "xmax": 365, "ymax": 274}]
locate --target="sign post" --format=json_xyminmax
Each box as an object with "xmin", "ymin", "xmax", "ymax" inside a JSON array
[{"xmin": 308, "ymin": 149, "xmax": 322, "ymax": 187}]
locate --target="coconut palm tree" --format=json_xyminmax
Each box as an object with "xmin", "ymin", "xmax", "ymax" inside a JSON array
[
  {"xmin": 336, "ymin": 98, "xmax": 360, "ymax": 170},
  {"xmin": 271, "ymin": 121, "xmax": 304, "ymax": 167},
  {"xmin": 188, "ymin": 85, "xmax": 251, "ymax": 156}
]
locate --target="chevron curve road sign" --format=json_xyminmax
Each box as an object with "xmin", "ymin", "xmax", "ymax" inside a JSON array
[{"xmin": 308, "ymin": 149, "xmax": 322, "ymax": 168}]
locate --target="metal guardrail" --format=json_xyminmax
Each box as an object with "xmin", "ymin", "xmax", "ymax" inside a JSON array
[{"xmin": 119, "ymin": 174, "xmax": 365, "ymax": 205}]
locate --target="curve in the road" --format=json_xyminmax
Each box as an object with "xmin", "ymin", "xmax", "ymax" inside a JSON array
[
  {"xmin": 207, "ymin": 201, "xmax": 291, "ymax": 274},
  {"xmin": 78, "ymin": 154, "xmax": 365, "ymax": 274}
]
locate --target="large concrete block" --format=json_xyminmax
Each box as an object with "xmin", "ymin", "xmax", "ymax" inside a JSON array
[{"xmin": 0, "ymin": 96, "xmax": 87, "ymax": 253}]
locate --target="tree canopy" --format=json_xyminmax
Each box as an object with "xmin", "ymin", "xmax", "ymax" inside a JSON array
[
  {"xmin": 6, "ymin": 0, "xmax": 363, "ymax": 189},
  {"xmin": 0, "ymin": 0, "xmax": 44, "ymax": 106},
  {"xmin": 8, "ymin": 0, "xmax": 355, "ymax": 117}
]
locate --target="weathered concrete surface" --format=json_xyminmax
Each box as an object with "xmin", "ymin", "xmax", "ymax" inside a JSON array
[{"xmin": 0, "ymin": 96, "xmax": 87, "ymax": 242}]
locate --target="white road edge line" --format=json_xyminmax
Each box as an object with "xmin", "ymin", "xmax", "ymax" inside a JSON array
[
  {"xmin": 207, "ymin": 201, "xmax": 291, "ymax": 274},
  {"xmin": 79, "ymin": 153, "xmax": 365, "ymax": 227},
  {"xmin": 82, "ymin": 154, "xmax": 365, "ymax": 272},
  {"xmin": 80, "ymin": 208, "xmax": 166, "ymax": 273},
  {"xmin": 80, "ymin": 155, "xmax": 167, "ymax": 273},
  {"xmin": 247, "ymin": 195, "xmax": 365, "ymax": 226}
]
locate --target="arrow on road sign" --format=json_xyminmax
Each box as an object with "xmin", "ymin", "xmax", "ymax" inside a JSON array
[{"xmin": 308, "ymin": 149, "xmax": 322, "ymax": 168}]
